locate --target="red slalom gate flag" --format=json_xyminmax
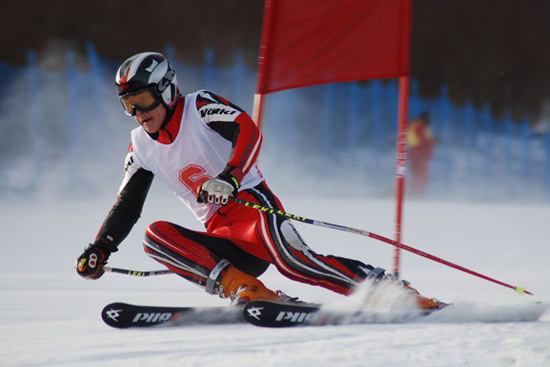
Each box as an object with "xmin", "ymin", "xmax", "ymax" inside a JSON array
[
  {"xmin": 256, "ymin": 0, "xmax": 412, "ymax": 94},
  {"xmin": 254, "ymin": 0, "xmax": 414, "ymax": 277}
]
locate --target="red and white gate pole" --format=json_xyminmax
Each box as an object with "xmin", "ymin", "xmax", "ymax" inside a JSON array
[{"xmin": 393, "ymin": 76, "xmax": 411, "ymax": 278}]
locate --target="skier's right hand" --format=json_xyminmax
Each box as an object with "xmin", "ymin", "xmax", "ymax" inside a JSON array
[{"xmin": 76, "ymin": 242, "xmax": 113, "ymax": 280}]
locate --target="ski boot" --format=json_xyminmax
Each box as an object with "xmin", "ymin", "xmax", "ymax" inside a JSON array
[
  {"xmin": 399, "ymin": 279, "xmax": 446, "ymax": 310},
  {"xmin": 367, "ymin": 267, "xmax": 446, "ymax": 310},
  {"xmin": 206, "ymin": 260, "xmax": 284, "ymax": 306}
]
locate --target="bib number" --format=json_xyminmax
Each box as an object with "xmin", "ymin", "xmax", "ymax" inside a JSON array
[{"xmin": 179, "ymin": 165, "xmax": 212, "ymax": 198}]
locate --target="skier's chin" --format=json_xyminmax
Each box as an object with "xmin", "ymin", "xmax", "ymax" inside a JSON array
[{"xmin": 141, "ymin": 118, "xmax": 160, "ymax": 133}]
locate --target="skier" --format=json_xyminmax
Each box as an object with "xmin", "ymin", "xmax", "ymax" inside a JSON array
[{"xmin": 76, "ymin": 52, "xmax": 441, "ymax": 309}]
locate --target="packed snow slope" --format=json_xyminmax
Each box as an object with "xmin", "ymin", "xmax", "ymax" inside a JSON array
[{"xmin": 1, "ymin": 186, "xmax": 549, "ymax": 367}]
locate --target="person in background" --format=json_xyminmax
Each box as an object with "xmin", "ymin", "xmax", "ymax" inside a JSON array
[{"xmin": 407, "ymin": 111, "xmax": 437, "ymax": 197}]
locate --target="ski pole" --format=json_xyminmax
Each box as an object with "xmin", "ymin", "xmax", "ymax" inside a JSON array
[
  {"xmin": 103, "ymin": 266, "xmax": 173, "ymax": 277},
  {"xmin": 232, "ymin": 197, "xmax": 534, "ymax": 296}
]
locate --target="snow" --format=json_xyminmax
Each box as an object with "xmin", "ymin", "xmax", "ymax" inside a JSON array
[{"xmin": 1, "ymin": 188, "xmax": 549, "ymax": 367}]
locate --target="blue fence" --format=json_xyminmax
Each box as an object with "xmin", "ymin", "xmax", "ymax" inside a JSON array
[{"xmin": 0, "ymin": 44, "xmax": 548, "ymax": 202}]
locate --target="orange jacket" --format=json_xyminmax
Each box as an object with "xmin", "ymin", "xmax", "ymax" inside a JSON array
[{"xmin": 407, "ymin": 118, "xmax": 435, "ymax": 149}]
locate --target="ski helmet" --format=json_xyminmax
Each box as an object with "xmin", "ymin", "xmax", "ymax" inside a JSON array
[{"xmin": 115, "ymin": 52, "xmax": 179, "ymax": 115}]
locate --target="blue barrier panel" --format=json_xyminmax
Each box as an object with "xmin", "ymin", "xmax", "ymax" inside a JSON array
[
  {"xmin": 347, "ymin": 82, "xmax": 360, "ymax": 176},
  {"xmin": 321, "ymin": 83, "xmax": 335, "ymax": 192},
  {"xmin": 546, "ymin": 134, "xmax": 550, "ymax": 200},
  {"xmin": 521, "ymin": 119, "xmax": 531, "ymax": 195},
  {"xmin": 86, "ymin": 43, "xmax": 104, "ymax": 142},
  {"xmin": 27, "ymin": 50, "xmax": 40, "ymax": 193},
  {"xmin": 481, "ymin": 104, "xmax": 494, "ymax": 198},
  {"xmin": 438, "ymin": 85, "xmax": 452, "ymax": 194},
  {"xmin": 464, "ymin": 102, "xmax": 476, "ymax": 193},
  {"xmin": 66, "ymin": 49, "xmax": 79, "ymax": 173},
  {"xmin": 232, "ymin": 52, "xmax": 246, "ymax": 108},
  {"xmin": 203, "ymin": 48, "xmax": 215, "ymax": 90},
  {"xmin": 164, "ymin": 45, "xmax": 175, "ymax": 62},
  {"xmin": 370, "ymin": 79, "xmax": 384, "ymax": 194},
  {"xmin": 504, "ymin": 115, "xmax": 514, "ymax": 197}
]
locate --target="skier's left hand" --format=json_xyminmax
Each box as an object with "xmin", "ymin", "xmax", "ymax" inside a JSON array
[{"xmin": 198, "ymin": 167, "xmax": 242, "ymax": 206}]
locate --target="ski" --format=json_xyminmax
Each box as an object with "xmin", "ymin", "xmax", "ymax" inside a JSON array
[
  {"xmin": 101, "ymin": 302, "xmax": 244, "ymax": 328},
  {"xmin": 242, "ymin": 300, "xmax": 448, "ymax": 328},
  {"xmin": 243, "ymin": 300, "xmax": 321, "ymax": 327}
]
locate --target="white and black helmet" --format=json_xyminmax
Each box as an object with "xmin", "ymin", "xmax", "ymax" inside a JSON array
[{"xmin": 115, "ymin": 52, "xmax": 179, "ymax": 108}]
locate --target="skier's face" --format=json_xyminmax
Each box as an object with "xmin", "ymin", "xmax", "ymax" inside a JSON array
[{"xmin": 134, "ymin": 103, "xmax": 166, "ymax": 134}]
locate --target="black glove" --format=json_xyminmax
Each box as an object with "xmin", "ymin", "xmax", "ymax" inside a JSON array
[
  {"xmin": 198, "ymin": 167, "xmax": 243, "ymax": 205},
  {"xmin": 76, "ymin": 242, "xmax": 116, "ymax": 280}
]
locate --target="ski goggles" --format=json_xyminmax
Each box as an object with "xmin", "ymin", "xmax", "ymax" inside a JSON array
[{"xmin": 119, "ymin": 88, "xmax": 162, "ymax": 116}]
